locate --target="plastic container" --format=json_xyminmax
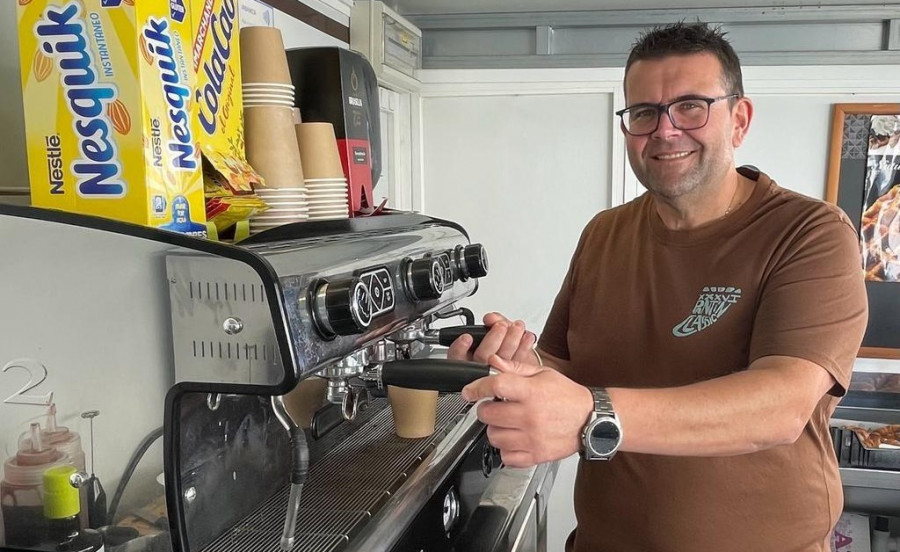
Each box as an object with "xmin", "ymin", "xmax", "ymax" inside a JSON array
[
  {"xmin": 872, "ymin": 516, "xmax": 900, "ymax": 552},
  {"xmin": 1, "ymin": 423, "xmax": 70, "ymax": 548},
  {"xmin": 39, "ymin": 405, "xmax": 86, "ymax": 472}
]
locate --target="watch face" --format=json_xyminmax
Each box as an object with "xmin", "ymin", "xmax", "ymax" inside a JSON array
[{"xmin": 589, "ymin": 418, "xmax": 621, "ymax": 457}]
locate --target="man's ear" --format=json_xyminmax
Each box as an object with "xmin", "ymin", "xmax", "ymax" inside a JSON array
[{"xmin": 731, "ymin": 96, "xmax": 753, "ymax": 148}]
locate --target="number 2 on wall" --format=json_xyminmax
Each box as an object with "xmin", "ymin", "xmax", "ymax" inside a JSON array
[{"xmin": 3, "ymin": 358, "xmax": 53, "ymax": 406}]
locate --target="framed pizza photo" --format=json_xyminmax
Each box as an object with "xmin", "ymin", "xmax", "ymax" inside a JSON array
[{"xmin": 826, "ymin": 103, "xmax": 900, "ymax": 359}]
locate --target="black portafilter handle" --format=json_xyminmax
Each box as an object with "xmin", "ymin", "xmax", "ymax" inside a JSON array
[
  {"xmin": 437, "ymin": 325, "xmax": 489, "ymax": 349},
  {"xmin": 380, "ymin": 359, "xmax": 492, "ymax": 393}
]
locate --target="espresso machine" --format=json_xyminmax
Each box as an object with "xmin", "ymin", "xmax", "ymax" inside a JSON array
[{"xmin": 0, "ymin": 205, "xmax": 556, "ymax": 552}]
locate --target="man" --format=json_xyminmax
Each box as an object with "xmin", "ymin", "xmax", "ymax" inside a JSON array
[{"xmin": 450, "ymin": 22, "xmax": 868, "ymax": 552}]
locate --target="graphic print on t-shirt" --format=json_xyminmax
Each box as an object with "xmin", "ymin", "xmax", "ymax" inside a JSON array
[{"xmin": 672, "ymin": 286, "xmax": 742, "ymax": 337}]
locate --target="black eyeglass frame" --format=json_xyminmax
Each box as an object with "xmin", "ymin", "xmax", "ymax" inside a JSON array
[{"xmin": 615, "ymin": 94, "xmax": 741, "ymax": 136}]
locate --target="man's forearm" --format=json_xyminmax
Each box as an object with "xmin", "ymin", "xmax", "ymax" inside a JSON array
[{"xmin": 607, "ymin": 355, "xmax": 834, "ymax": 457}]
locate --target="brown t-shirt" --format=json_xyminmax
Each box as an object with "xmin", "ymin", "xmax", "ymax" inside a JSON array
[{"xmin": 539, "ymin": 167, "xmax": 868, "ymax": 552}]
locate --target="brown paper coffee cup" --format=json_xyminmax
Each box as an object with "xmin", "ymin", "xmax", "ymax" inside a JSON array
[
  {"xmin": 295, "ymin": 122, "xmax": 346, "ymax": 180},
  {"xmin": 283, "ymin": 377, "xmax": 328, "ymax": 429},
  {"xmin": 240, "ymin": 27, "xmax": 292, "ymax": 85},
  {"xmin": 244, "ymin": 105, "xmax": 305, "ymax": 188},
  {"xmin": 388, "ymin": 386, "xmax": 439, "ymax": 439}
]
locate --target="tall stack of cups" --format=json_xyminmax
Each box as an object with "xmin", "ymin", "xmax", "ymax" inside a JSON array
[
  {"xmin": 240, "ymin": 27, "xmax": 308, "ymax": 234},
  {"xmin": 295, "ymin": 122, "xmax": 350, "ymax": 221}
]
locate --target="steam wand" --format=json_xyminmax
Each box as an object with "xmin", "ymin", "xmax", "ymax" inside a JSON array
[{"xmin": 271, "ymin": 395, "xmax": 309, "ymax": 552}]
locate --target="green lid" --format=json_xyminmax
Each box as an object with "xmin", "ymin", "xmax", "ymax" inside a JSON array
[{"xmin": 42, "ymin": 465, "xmax": 79, "ymax": 520}]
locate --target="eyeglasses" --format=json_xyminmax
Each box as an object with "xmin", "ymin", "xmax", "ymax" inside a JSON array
[{"xmin": 615, "ymin": 94, "xmax": 740, "ymax": 136}]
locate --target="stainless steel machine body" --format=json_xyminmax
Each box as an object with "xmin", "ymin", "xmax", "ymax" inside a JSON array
[{"xmin": 165, "ymin": 218, "xmax": 482, "ymax": 388}]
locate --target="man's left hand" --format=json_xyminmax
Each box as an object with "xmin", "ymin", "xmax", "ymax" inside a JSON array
[{"xmin": 461, "ymin": 355, "xmax": 594, "ymax": 467}]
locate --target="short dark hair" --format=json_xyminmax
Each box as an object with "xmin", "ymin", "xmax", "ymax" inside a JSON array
[{"xmin": 624, "ymin": 21, "xmax": 744, "ymax": 98}]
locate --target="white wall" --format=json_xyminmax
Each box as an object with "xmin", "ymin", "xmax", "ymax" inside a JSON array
[
  {"xmin": 419, "ymin": 69, "xmax": 628, "ymax": 333},
  {"xmin": 270, "ymin": 6, "xmax": 347, "ymax": 49},
  {"xmin": 419, "ymin": 64, "xmax": 900, "ymax": 551},
  {"xmin": 421, "ymin": 92, "xmax": 610, "ymax": 331}
]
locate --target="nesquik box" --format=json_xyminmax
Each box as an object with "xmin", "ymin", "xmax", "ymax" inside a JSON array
[{"xmin": 18, "ymin": 0, "xmax": 207, "ymax": 237}]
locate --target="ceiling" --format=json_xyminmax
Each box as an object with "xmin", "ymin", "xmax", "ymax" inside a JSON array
[{"xmin": 387, "ymin": 0, "xmax": 900, "ymax": 15}]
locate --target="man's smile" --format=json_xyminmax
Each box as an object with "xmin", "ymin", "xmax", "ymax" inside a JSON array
[{"xmin": 651, "ymin": 150, "xmax": 695, "ymax": 161}]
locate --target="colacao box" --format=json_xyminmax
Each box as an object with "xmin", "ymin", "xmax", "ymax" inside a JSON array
[
  {"xmin": 18, "ymin": 0, "xmax": 208, "ymax": 237},
  {"xmin": 190, "ymin": 0, "xmax": 244, "ymax": 159}
]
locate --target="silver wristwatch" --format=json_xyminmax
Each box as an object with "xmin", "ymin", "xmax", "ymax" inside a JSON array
[{"xmin": 580, "ymin": 387, "xmax": 623, "ymax": 461}]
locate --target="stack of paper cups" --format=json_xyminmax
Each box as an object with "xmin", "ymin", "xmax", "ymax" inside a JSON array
[
  {"xmin": 241, "ymin": 27, "xmax": 295, "ymax": 108},
  {"xmin": 250, "ymin": 187, "xmax": 310, "ymax": 235},
  {"xmin": 244, "ymin": 103, "xmax": 305, "ymax": 189},
  {"xmin": 243, "ymin": 83, "xmax": 295, "ymax": 108},
  {"xmin": 295, "ymin": 122, "xmax": 349, "ymax": 221},
  {"xmin": 240, "ymin": 27, "xmax": 306, "ymax": 195},
  {"xmin": 240, "ymin": 27, "xmax": 292, "ymax": 85},
  {"xmin": 305, "ymin": 179, "xmax": 349, "ymax": 221}
]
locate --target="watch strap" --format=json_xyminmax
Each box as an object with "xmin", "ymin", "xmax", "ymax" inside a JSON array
[
  {"xmin": 580, "ymin": 387, "xmax": 620, "ymax": 460},
  {"xmin": 589, "ymin": 387, "xmax": 615, "ymax": 418}
]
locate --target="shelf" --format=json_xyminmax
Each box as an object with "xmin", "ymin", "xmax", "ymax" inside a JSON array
[
  {"xmin": 834, "ymin": 405, "xmax": 900, "ymax": 425},
  {"xmin": 842, "ymin": 468, "xmax": 900, "ymax": 516},
  {"xmin": 842, "ymin": 468, "xmax": 900, "ymax": 491},
  {"xmin": 840, "ymin": 391, "xmax": 900, "ymax": 411}
]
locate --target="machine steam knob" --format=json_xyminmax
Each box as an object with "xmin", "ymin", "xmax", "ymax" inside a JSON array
[
  {"xmin": 313, "ymin": 277, "xmax": 373, "ymax": 337},
  {"xmin": 456, "ymin": 244, "xmax": 489, "ymax": 280},
  {"xmin": 406, "ymin": 257, "xmax": 444, "ymax": 301},
  {"xmin": 442, "ymin": 487, "xmax": 461, "ymax": 533}
]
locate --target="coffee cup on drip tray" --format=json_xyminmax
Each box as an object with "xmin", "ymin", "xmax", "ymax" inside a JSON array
[{"xmin": 387, "ymin": 386, "xmax": 439, "ymax": 439}]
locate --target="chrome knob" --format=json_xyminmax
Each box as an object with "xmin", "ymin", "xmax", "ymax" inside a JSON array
[
  {"xmin": 312, "ymin": 278, "xmax": 373, "ymax": 337},
  {"xmin": 442, "ymin": 487, "xmax": 460, "ymax": 533},
  {"xmin": 405, "ymin": 257, "xmax": 444, "ymax": 301},
  {"xmin": 455, "ymin": 243, "xmax": 489, "ymax": 281}
]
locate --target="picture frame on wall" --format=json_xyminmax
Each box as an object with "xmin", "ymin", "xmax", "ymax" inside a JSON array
[{"xmin": 826, "ymin": 103, "xmax": 900, "ymax": 359}]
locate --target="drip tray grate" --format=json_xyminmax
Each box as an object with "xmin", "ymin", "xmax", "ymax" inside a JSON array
[{"xmin": 201, "ymin": 394, "xmax": 470, "ymax": 552}]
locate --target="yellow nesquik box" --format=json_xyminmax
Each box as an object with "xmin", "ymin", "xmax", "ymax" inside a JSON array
[
  {"xmin": 191, "ymin": 0, "xmax": 244, "ymax": 159},
  {"xmin": 18, "ymin": 0, "xmax": 208, "ymax": 237}
]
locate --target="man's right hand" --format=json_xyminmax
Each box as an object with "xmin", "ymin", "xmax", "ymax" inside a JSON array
[{"xmin": 447, "ymin": 312, "xmax": 538, "ymax": 364}]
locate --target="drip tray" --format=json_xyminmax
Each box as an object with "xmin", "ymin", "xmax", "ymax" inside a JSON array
[{"xmin": 201, "ymin": 394, "xmax": 471, "ymax": 552}]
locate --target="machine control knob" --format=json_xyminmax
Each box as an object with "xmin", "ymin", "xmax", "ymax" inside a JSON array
[
  {"xmin": 455, "ymin": 244, "xmax": 489, "ymax": 281},
  {"xmin": 313, "ymin": 277, "xmax": 373, "ymax": 337},
  {"xmin": 442, "ymin": 487, "xmax": 460, "ymax": 534},
  {"xmin": 405, "ymin": 257, "xmax": 444, "ymax": 301}
]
